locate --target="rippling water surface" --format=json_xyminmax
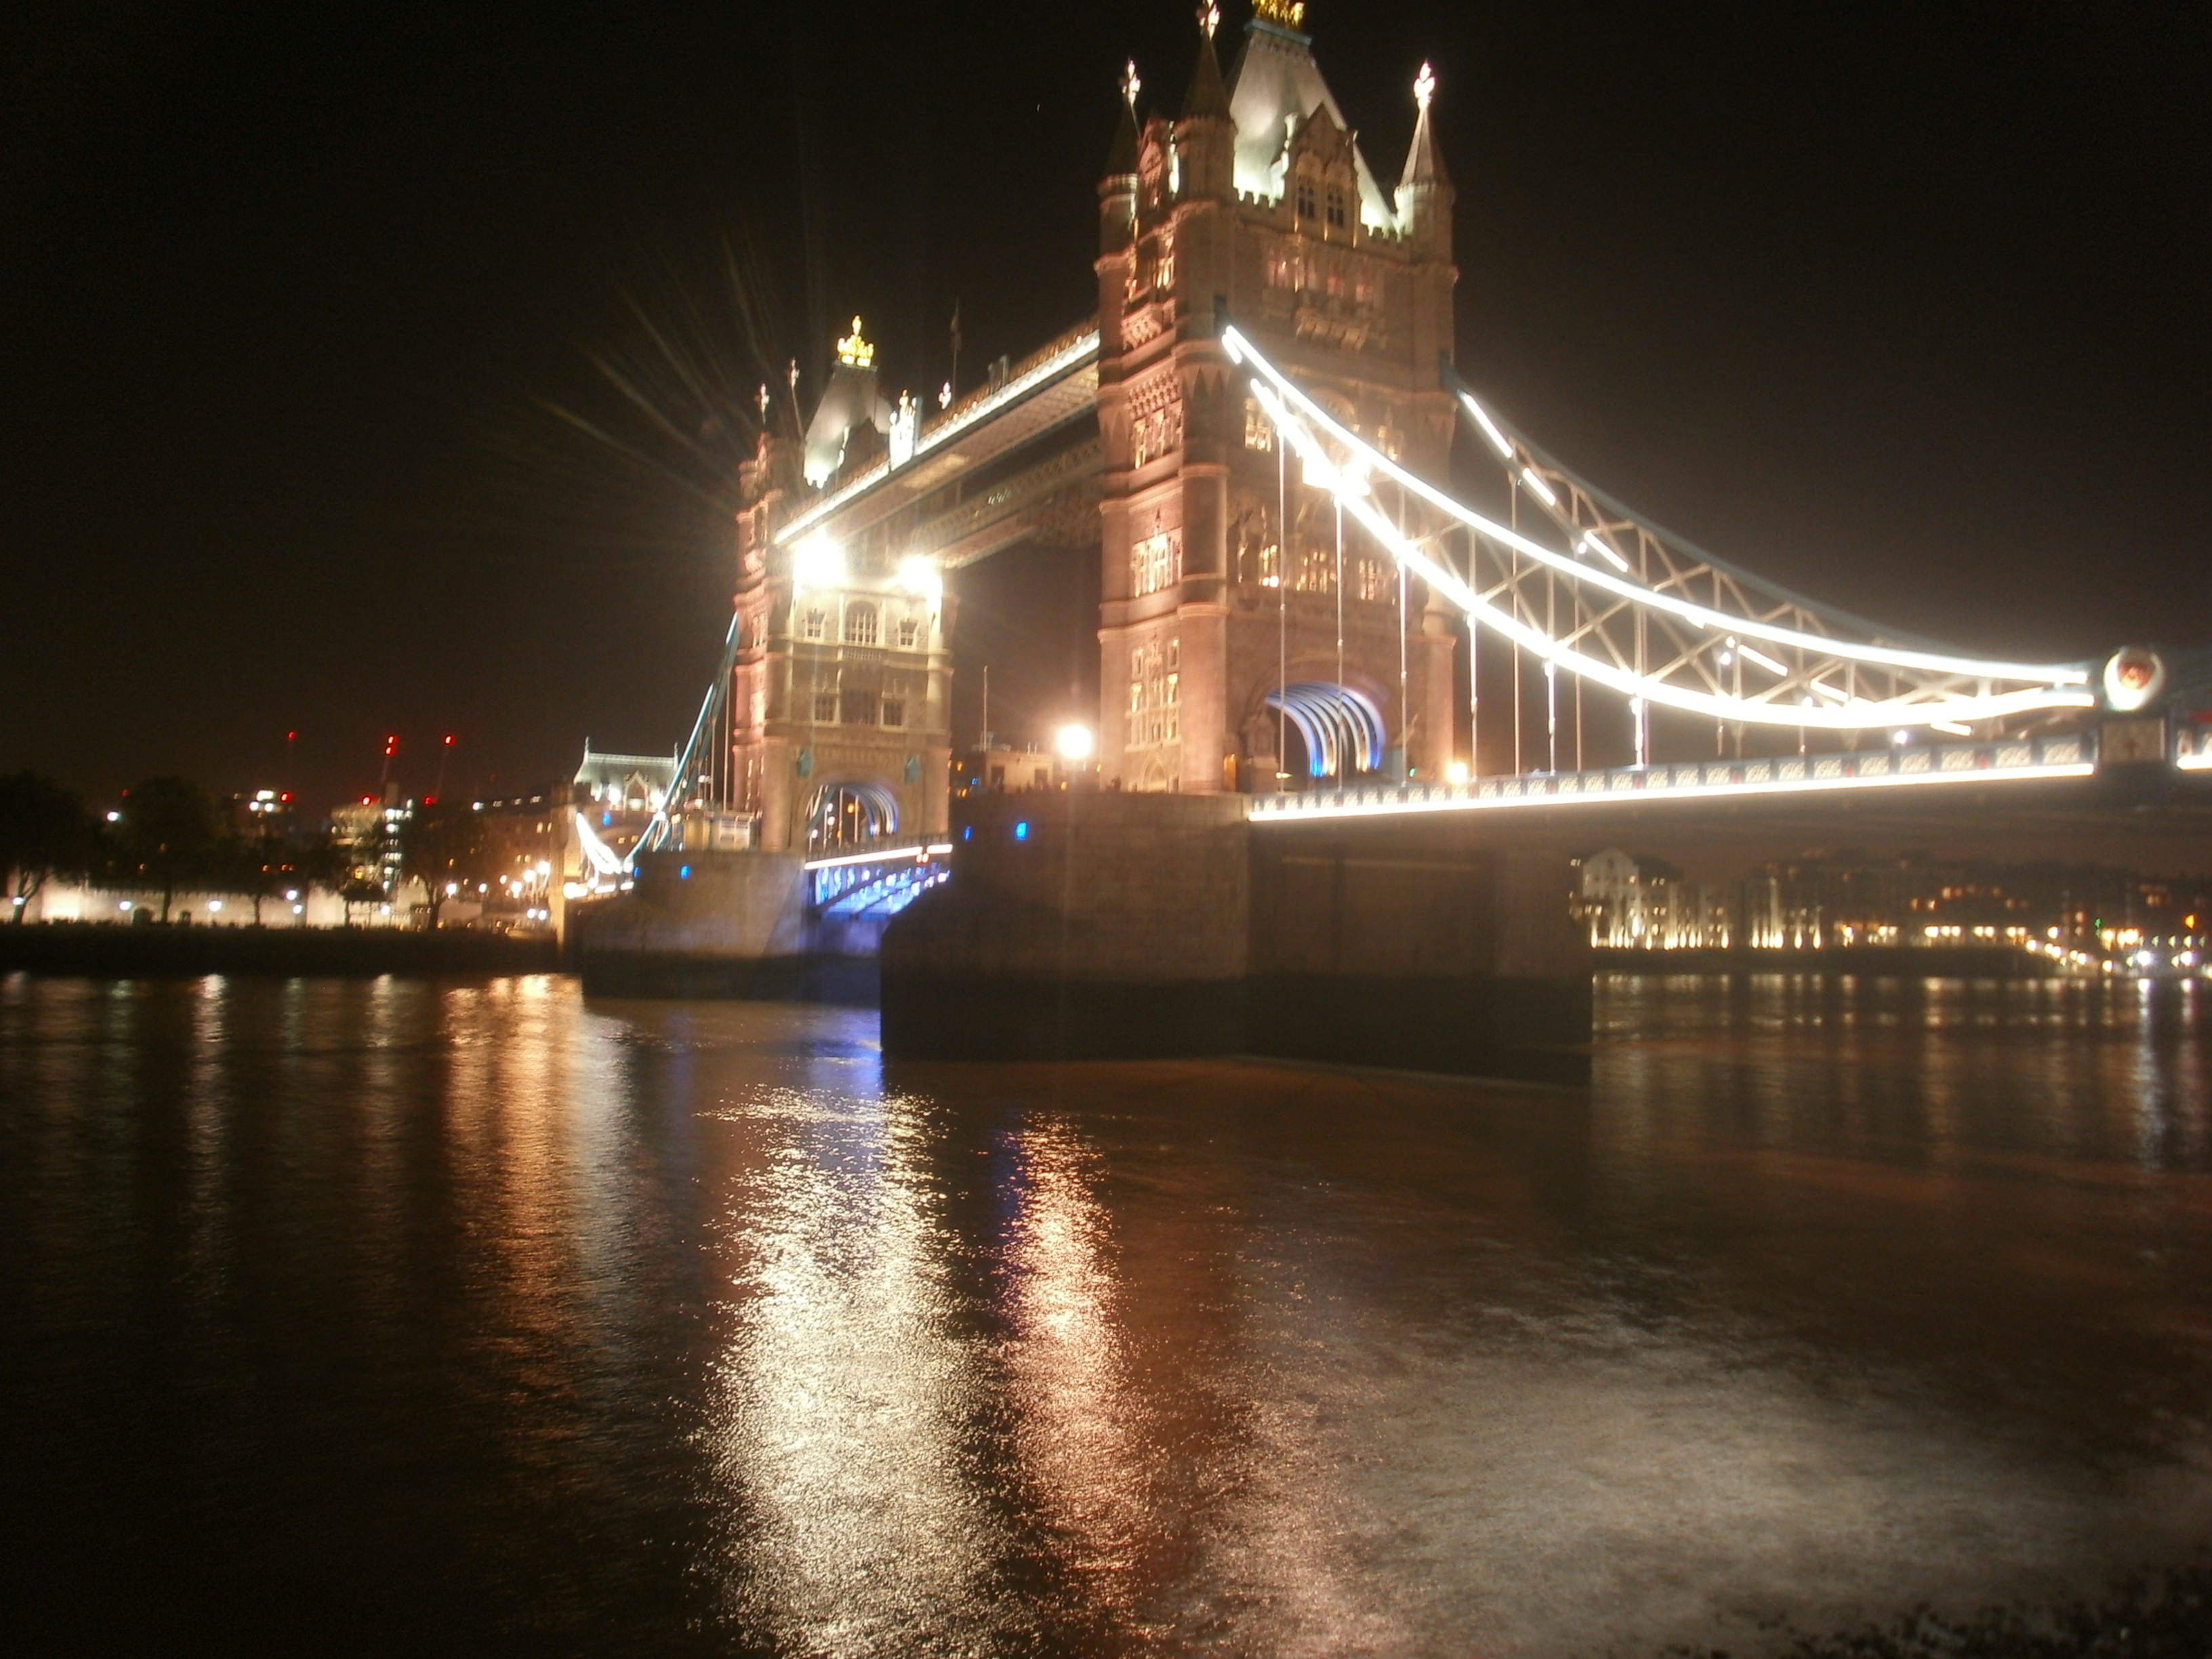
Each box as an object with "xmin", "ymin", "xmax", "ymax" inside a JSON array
[{"xmin": 3, "ymin": 971, "xmax": 2209, "ymax": 1656}]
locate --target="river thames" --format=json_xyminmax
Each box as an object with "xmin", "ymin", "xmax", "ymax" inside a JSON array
[{"xmin": 2, "ymin": 970, "xmax": 2207, "ymax": 1655}]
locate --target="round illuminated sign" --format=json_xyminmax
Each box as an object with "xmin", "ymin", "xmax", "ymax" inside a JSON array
[{"xmin": 2102, "ymin": 647, "xmax": 2167, "ymax": 712}]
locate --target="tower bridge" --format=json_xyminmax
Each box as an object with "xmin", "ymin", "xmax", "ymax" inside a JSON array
[{"xmin": 582, "ymin": 1, "xmax": 2212, "ymax": 1071}]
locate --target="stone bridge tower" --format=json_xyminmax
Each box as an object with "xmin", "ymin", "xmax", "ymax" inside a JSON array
[{"xmin": 1096, "ymin": 1, "xmax": 1460, "ymax": 793}]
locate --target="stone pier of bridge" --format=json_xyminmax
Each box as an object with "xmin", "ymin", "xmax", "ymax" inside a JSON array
[{"xmin": 880, "ymin": 792, "xmax": 1592, "ymax": 1084}]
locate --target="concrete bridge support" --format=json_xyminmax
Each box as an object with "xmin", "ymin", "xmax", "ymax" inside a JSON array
[
  {"xmin": 573, "ymin": 850, "xmax": 872, "ymax": 1000},
  {"xmin": 880, "ymin": 794, "xmax": 1591, "ymax": 1083}
]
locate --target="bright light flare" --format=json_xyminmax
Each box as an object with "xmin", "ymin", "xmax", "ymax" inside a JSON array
[
  {"xmin": 1055, "ymin": 723, "xmax": 1095, "ymax": 762},
  {"xmin": 792, "ymin": 531, "xmax": 846, "ymax": 591},
  {"xmin": 897, "ymin": 555, "xmax": 943, "ymax": 602}
]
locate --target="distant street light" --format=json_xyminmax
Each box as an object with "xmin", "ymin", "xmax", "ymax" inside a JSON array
[{"xmin": 1055, "ymin": 724, "xmax": 1094, "ymax": 762}]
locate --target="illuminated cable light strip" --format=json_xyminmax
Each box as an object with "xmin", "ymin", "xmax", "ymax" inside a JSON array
[
  {"xmin": 1274, "ymin": 401, "xmax": 2091, "ymax": 730},
  {"xmin": 1265, "ymin": 389, "xmax": 1990, "ymax": 734},
  {"xmin": 2179, "ymin": 749, "xmax": 2212, "ymax": 772},
  {"xmin": 1228, "ymin": 326, "xmax": 2091, "ymax": 691},
  {"xmin": 1579, "ymin": 531, "xmax": 1631, "ymax": 573},
  {"xmin": 1736, "ymin": 640, "xmax": 1788, "ymax": 676},
  {"xmin": 1459, "ymin": 390, "xmax": 1515, "ymax": 459},
  {"xmin": 1931, "ymin": 720, "xmax": 1973, "ymax": 737},
  {"xmin": 1248, "ymin": 758, "xmax": 2098, "ymax": 824},
  {"xmin": 802, "ymin": 842, "xmax": 955, "ymax": 872},
  {"xmin": 637, "ymin": 614, "xmax": 742, "ymax": 856},
  {"xmin": 1518, "ymin": 467, "xmax": 1559, "ymax": 508},
  {"xmin": 776, "ymin": 329, "xmax": 1101, "ymax": 546}
]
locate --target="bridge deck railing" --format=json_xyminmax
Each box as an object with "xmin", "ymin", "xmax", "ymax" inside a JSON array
[{"xmin": 1248, "ymin": 734, "xmax": 2097, "ymax": 823}]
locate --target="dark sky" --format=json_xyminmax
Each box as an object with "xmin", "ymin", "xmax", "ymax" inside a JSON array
[{"xmin": 7, "ymin": 1, "xmax": 2209, "ymax": 811}]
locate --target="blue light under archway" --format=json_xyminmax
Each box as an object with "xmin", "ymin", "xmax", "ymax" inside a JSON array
[{"xmin": 1264, "ymin": 682, "xmax": 1386, "ymax": 779}]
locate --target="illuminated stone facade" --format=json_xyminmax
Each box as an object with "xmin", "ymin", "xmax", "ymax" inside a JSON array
[
  {"xmin": 729, "ymin": 416, "xmax": 954, "ymax": 857},
  {"xmin": 1096, "ymin": 9, "xmax": 1460, "ymax": 792}
]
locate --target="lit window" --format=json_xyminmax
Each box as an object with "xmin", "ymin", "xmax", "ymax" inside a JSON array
[
  {"xmin": 896, "ymin": 617, "xmax": 919, "ymax": 649},
  {"xmin": 1126, "ymin": 637, "xmax": 1183, "ymax": 753},
  {"xmin": 844, "ymin": 603, "xmax": 878, "ymax": 646},
  {"xmin": 1130, "ymin": 530, "xmax": 1181, "ymax": 596},
  {"xmin": 1243, "ymin": 398, "xmax": 1273, "ymax": 451},
  {"xmin": 802, "ymin": 608, "xmax": 825, "ymax": 640}
]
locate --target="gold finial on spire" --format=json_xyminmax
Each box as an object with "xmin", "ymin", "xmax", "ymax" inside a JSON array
[
  {"xmin": 1121, "ymin": 58, "xmax": 1142, "ymax": 110},
  {"xmin": 1197, "ymin": 1, "xmax": 1220, "ymax": 39},
  {"xmin": 835, "ymin": 316, "xmax": 874, "ymax": 369},
  {"xmin": 1253, "ymin": 0, "xmax": 1306, "ymax": 28},
  {"xmin": 1414, "ymin": 62, "xmax": 1437, "ymax": 112}
]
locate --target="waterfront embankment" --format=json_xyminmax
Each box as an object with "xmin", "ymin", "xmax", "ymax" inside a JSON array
[{"xmin": 0, "ymin": 921, "xmax": 559, "ymax": 978}]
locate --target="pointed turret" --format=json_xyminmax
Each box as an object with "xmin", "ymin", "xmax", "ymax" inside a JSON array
[
  {"xmin": 1105, "ymin": 68, "xmax": 1141, "ymax": 178},
  {"xmin": 1100, "ymin": 62, "xmax": 1143, "ymax": 253},
  {"xmin": 1174, "ymin": 5, "xmax": 1235, "ymax": 199},
  {"xmin": 1395, "ymin": 62, "xmax": 1454, "ymax": 252},
  {"xmin": 1183, "ymin": 5, "xmax": 1231, "ymax": 121}
]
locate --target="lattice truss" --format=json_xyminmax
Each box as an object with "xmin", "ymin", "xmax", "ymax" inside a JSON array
[{"xmin": 1225, "ymin": 327, "xmax": 2095, "ymax": 737}]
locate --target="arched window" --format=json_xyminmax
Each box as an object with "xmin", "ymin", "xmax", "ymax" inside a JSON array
[
  {"xmin": 806, "ymin": 781, "xmax": 899, "ymax": 855},
  {"xmin": 1294, "ymin": 175, "xmax": 1317, "ymax": 220},
  {"xmin": 896, "ymin": 617, "xmax": 920, "ymax": 649},
  {"xmin": 844, "ymin": 603, "xmax": 878, "ymax": 646},
  {"xmin": 801, "ymin": 607, "xmax": 826, "ymax": 641},
  {"xmin": 1325, "ymin": 186, "xmax": 1347, "ymax": 231}
]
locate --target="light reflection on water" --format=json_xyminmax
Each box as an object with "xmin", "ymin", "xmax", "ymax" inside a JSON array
[{"xmin": 1, "ymin": 970, "xmax": 2208, "ymax": 1656}]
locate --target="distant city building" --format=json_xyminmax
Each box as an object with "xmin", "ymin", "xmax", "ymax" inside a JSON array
[
  {"xmin": 571, "ymin": 748, "xmax": 676, "ymax": 814},
  {"xmin": 224, "ymin": 788, "xmax": 297, "ymax": 838},
  {"xmin": 1574, "ymin": 850, "xmax": 1732, "ymax": 949},
  {"xmin": 954, "ymin": 743, "xmax": 1062, "ymax": 796},
  {"xmin": 1576, "ymin": 846, "xmax": 2211, "ymax": 970},
  {"xmin": 568, "ymin": 746, "xmax": 679, "ymax": 893},
  {"xmin": 329, "ymin": 792, "xmax": 409, "ymax": 897}
]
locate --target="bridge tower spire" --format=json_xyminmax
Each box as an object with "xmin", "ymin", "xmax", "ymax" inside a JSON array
[{"xmin": 1093, "ymin": 1, "xmax": 1460, "ymax": 794}]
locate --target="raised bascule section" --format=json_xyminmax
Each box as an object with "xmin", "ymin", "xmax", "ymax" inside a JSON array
[{"xmin": 581, "ymin": 1, "xmax": 2210, "ymax": 1076}]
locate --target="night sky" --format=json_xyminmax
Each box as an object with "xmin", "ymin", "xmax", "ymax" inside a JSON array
[{"xmin": 7, "ymin": 1, "xmax": 2209, "ymax": 811}]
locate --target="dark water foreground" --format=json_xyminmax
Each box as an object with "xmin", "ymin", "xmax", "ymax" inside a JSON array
[{"xmin": 1, "ymin": 971, "xmax": 2208, "ymax": 1657}]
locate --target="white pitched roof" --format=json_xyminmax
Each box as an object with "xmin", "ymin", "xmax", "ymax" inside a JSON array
[{"xmin": 1225, "ymin": 20, "xmax": 1397, "ymax": 230}]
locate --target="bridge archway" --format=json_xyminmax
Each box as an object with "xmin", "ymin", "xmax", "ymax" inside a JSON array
[
  {"xmin": 805, "ymin": 780, "xmax": 901, "ymax": 855},
  {"xmin": 1264, "ymin": 682, "xmax": 1387, "ymax": 783}
]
